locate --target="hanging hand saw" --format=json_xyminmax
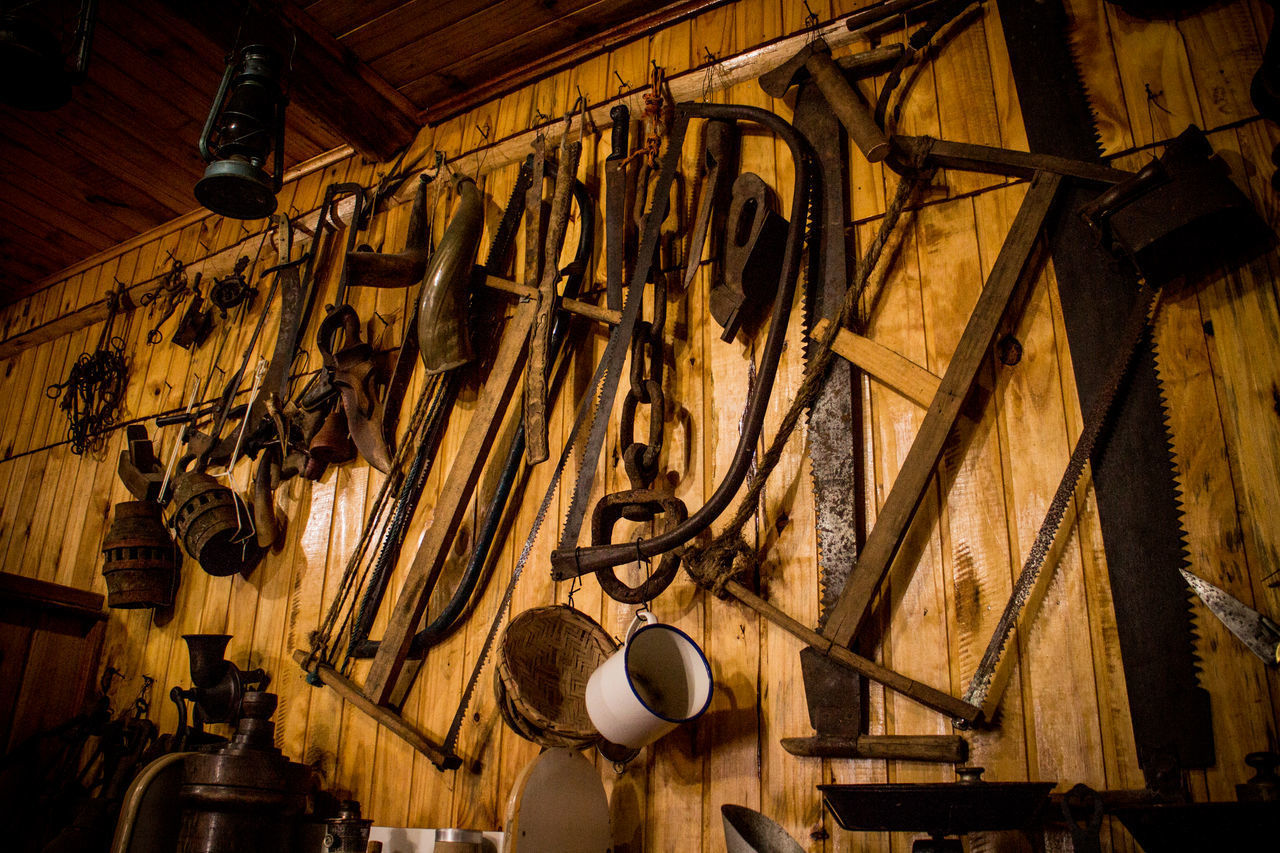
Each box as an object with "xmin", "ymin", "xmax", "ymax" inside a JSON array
[
  {"xmin": 996, "ymin": 0, "xmax": 1213, "ymax": 777},
  {"xmin": 960, "ymin": 282, "xmax": 1159, "ymax": 721},
  {"xmin": 555, "ymin": 108, "xmax": 689, "ymax": 554}
]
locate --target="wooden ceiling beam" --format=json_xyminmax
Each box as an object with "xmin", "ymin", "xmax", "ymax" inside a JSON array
[
  {"xmin": 161, "ymin": 1, "xmax": 420, "ymax": 162},
  {"xmin": 409, "ymin": 0, "xmax": 732, "ymax": 124}
]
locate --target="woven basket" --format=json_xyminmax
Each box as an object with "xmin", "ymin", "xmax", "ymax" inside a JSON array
[
  {"xmin": 495, "ymin": 605, "xmax": 617, "ymax": 745},
  {"xmin": 494, "ymin": 675, "xmax": 593, "ymax": 749}
]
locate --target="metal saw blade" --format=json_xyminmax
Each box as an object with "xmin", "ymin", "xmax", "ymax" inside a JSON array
[
  {"xmin": 794, "ymin": 74, "xmax": 865, "ymax": 631},
  {"xmin": 996, "ymin": 0, "xmax": 1212, "ymax": 774}
]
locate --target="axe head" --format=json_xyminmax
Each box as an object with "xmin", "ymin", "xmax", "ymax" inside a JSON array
[{"xmin": 758, "ymin": 37, "xmax": 831, "ymax": 98}]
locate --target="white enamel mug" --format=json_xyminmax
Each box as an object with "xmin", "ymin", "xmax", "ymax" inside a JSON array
[{"xmin": 585, "ymin": 609, "xmax": 713, "ymax": 750}]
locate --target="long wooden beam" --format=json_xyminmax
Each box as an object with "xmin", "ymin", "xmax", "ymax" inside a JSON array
[
  {"xmin": 821, "ymin": 172, "xmax": 1063, "ymax": 649},
  {"xmin": 291, "ymin": 650, "xmax": 460, "ymax": 770},
  {"xmin": 721, "ymin": 580, "xmax": 980, "ymax": 723},
  {"xmin": 364, "ymin": 298, "xmax": 536, "ymax": 703}
]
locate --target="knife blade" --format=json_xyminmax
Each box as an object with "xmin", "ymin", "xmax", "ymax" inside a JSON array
[
  {"xmin": 1181, "ymin": 569, "xmax": 1280, "ymax": 666},
  {"xmin": 605, "ymin": 105, "xmax": 630, "ymax": 312}
]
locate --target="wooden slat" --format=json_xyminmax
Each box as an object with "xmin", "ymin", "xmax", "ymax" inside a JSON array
[
  {"xmin": 364, "ymin": 299, "xmax": 537, "ymax": 701},
  {"xmin": 373, "ymin": 0, "xmax": 608, "ymax": 89},
  {"xmin": 823, "ymin": 172, "xmax": 1062, "ymax": 649},
  {"xmin": 0, "ymin": 571, "xmax": 105, "ymax": 618},
  {"xmin": 340, "ymin": 0, "xmax": 497, "ymax": 61},
  {"xmin": 417, "ymin": 0, "xmax": 734, "ymax": 124},
  {"xmin": 815, "ymin": 317, "xmax": 942, "ymax": 408},
  {"xmin": 305, "ymin": 0, "xmax": 413, "ymax": 38}
]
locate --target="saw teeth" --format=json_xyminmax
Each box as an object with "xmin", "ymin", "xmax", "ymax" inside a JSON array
[
  {"xmin": 1186, "ymin": 586, "xmax": 1208, "ymax": 683},
  {"xmin": 1149, "ymin": 328, "xmax": 1196, "ymax": 577}
]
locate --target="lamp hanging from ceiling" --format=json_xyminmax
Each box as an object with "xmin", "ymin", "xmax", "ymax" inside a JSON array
[
  {"xmin": 195, "ymin": 23, "xmax": 289, "ymax": 221},
  {"xmin": 0, "ymin": 0, "xmax": 96, "ymax": 110}
]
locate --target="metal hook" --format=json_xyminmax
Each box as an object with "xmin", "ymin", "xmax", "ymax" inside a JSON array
[
  {"xmin": 614, "ymin": 70, "xmax": 629, "ymax": 92},
  {"xmin": 802, "ymin": 0, "xmax": 819, "ymax": 29},
  {"xmin": 1144, "ymin": 82, "xmax": 1172, "ymax": 115}
]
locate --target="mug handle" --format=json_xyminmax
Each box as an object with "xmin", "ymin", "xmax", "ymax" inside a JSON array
[{"xmin": 624, "ymin": 608, "xmax": 657, "ymax": 646}]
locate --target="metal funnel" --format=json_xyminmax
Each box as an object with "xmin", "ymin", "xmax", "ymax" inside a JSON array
[{"xmin": 722, "ymin": 805, "xmax": 804, "ymax": 853}]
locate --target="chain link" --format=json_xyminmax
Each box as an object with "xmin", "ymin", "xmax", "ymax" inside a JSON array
[
  {"xmin": 591, "ymin": 271, "xmax": 688, "ymax": 604},
  {"xmin": 619, "ymin": 272, "xmax": 667, "ymax": 491}
]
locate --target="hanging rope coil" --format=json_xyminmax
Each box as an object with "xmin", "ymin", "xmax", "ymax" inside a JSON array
[{"xmin": 48, "ymin": 285, "xmax": 131, "ymax": 455}]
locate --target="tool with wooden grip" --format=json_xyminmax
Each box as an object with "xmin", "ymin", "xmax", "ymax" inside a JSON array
[{"xmin": 759, "ymin": 37, "xmax": 890, "ymax": 163}]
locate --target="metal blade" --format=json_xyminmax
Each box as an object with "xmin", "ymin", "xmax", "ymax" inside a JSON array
[
  {"xmin": 1181, "ymin": 569, "xmax": 1280, "ymax": 665},
  {"xmin": 556, "ymin": 113, "xmax": 690, "ymax": 552},
  {"xmin": 962, "ymin": 286, "xmax": 1157, "ymax": 718},
  {"xmin": 444, "ymin": 344, "xmax": 611, "ymax": 756},
  {"xmin": 485, "ymin": 155, "xmax": 535, "ymax": 275},
  {"xmin": 683, "ymin": 119, "xmax": 739, "ymax": 293},
  {"xmin": 605, "ymin": 105, "xmax": 630, "ymax": 312},
  {"xmin": 997, "ymin": 0, "xmax": 1213, "ymax": 774},
  {"xmin": 794, "ymin": 75, "xmax": 863, "ymax": 631}
]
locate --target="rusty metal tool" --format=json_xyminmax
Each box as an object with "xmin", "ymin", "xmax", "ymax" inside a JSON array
[
  {"xmin": 682, "ymin": 118, "xmax": 739, "ymax": 293},
  {"xmin": 605, "ymin": 105, "xmax": 631, "ymax": 312},
  {"xmin": 345, "ymin": 174, "xmax": 433, "ymax": 460},
  {"xmin": 711, "ymin": 172, "xmax": 787, "ymax": 341},
  {"xmin": 318, "ymin": 305, "xmax": 394, "ymax": 472},
  {"xmin": 117, "ymin": 424, "xmax": 164, "ymax": 502},
  {"xmin": 959, "ymin": 282, "xmax": 1159, "ymax": 723},
  {"xmin": 551, "ymin": 103, "xmax": 691, "ymax": 558},
  {"xmin": 889, "ymin": 136, "xmax": 1129, "ymax": 184},
  {"xmin": 345, "ymin": 172, "xmax": 432, "ymax": 290},
  {"xmin": 551, "ymin": 102, "xmax": 807, "ymax": 576},
  {"xmin": 759, "ymin": 36, "xmax": 890, "ymax": 163},
  {"xmin": 527, "ymin": 120, "xmax": 582, "ymax": 464},
  {"xmin": 789, "ymin": 63, "xmax": 867, "ymax": 755},
  {"xmin": 997, "ymin": 0, "xmax": 1213, "ymax": 779},
  {"xmin": 818, "ymin": 171, "xmax": 1065, "ymax": 649},
  {"xmin": 1181, "ymin": 569, "xmax": 1280, "ymax": 666},
  {"xmin": 785, "ymin": 67, "xmax": 961, "ymax": 762}
]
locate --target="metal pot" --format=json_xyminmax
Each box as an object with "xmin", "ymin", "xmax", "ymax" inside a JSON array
[
  {"xmin": 170, "ymin": 472, "xmax": 263, "ymax": 576},
  {"xmin": 179, "ymin": 691, "xmax": 313, "ymax": 853},
  {"xmin": 101, "ymin": 500, "xmax": 179, "ymax": 608}
]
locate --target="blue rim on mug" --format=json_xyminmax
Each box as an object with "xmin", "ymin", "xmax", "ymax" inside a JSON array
[{"xmin": 622, "ymin": 621, "xmax": 714, "ymax": 723}]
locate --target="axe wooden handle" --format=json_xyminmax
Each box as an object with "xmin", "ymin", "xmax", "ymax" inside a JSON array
[
  {"xmin": 804, "ymin": 50, "xmax": 891, "ymax": 162},
  {"xmin": 780, "ymin": 734, "xmax": 968, "ymax": 762},
  {"xmin": 722, "ymin": 579, "xmax": 980, "ymax": 723}
]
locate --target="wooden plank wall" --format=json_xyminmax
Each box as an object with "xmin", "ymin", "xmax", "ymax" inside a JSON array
[{"xmin": 1, "ymin": 1, "xmax": 1277, "ymax": 850}]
